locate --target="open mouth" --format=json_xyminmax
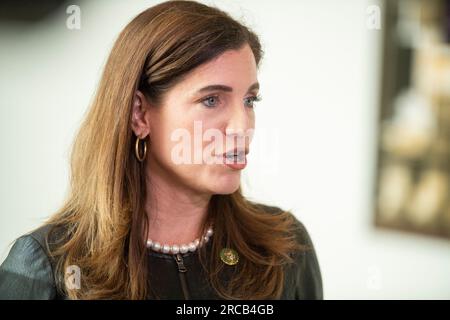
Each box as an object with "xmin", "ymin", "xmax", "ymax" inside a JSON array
[{"xmin": 223, "ymin": 152, "xmax": 245, "ymax": 162}]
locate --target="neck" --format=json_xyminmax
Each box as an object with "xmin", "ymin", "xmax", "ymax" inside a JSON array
[{"xmin": 144, "ymin": 161, "xmax": 211, "ymax": 246}]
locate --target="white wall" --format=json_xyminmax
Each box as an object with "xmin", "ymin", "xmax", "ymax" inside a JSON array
[{"xmin": 0, "ymin": 0, "xmax": 449, "ymax": 299}]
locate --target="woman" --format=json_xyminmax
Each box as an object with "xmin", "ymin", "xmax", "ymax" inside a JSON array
[{"xmin": 0, "ymin": 0, "xmax": 322, "ymax": 300}]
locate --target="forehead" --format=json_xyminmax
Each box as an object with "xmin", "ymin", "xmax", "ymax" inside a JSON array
[
  {"xmin": 196, "ymin": 44, "xmax": 257, "ymax": 78},
  {"xmin": 172, "ymin": 44, "xmax": 258, "ymax": 96}
]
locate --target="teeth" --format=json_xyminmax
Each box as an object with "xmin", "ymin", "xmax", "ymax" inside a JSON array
[{"xmin": 225, "ymin": 153, "xmax": 244, "ymax": 160}]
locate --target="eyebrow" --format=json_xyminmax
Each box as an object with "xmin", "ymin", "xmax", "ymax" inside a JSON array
[{"xmin": 194, "ymin": 82, "xmax": 259, "ymax": 95}]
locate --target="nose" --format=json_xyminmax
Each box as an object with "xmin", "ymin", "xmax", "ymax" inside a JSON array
[
  {"xmin": 224, "ymin": 100, "xmax": 254, "ymax": 148},
  {"xmin": 225, "ymin": 100, "xmax": 252, "ymax": 137}
]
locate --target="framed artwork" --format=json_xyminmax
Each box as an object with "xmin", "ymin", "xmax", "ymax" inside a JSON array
[{"xmin": 374, "ymin": 0, "xmax": 450, "ymax": 239}]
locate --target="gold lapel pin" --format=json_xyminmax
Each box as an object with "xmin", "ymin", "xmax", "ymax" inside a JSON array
[{"xmin": 220, "ymin": 248, "xmax": 239, "ymax": 266}]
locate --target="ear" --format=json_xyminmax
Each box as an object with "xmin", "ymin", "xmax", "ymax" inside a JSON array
[{"xmin": 131, "ymin": 90, "xmax": 151, "ymax": 138}]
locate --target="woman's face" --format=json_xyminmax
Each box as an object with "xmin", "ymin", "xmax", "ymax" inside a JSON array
[{"xmin": 137, "ymin": 44, "xmax": 258, "ymax": 195}]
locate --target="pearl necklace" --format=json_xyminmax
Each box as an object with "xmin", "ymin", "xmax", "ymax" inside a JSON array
[{"xmin": 146, "ymin": 226, "xmax": 213, "ymax": 255}]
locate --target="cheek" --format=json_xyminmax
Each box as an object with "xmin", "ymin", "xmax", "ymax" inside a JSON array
[
  {"xmin": 151, "ymin": 117, "xmax": 204, "ymax": 169},
  {"xmin": 149, "ymin": 104, "xmax": 248, "ymax": 181},
  {"xmin": 148, "ymin": 113, "xmax": 184, "ymax": 166}
]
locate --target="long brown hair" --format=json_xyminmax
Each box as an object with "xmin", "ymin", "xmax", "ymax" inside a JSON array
[{"xmin": 43, "ymin": 0, "xmax": 304, "ymax": 299}]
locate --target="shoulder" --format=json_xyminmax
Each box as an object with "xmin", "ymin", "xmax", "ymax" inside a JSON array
[
  {"xmin": 250, "ymin": 201, "xmax": 323, "ymax": 299},
  {"xmin": 249, "ymin": 201, "xmax": 315, "ymax": 249},
  {"xmin": 284, "ymin": 215, "xmax": 323, "ymax": 300},
  {"xmin": 0, "ymin": 224, "xmax": 60, "ymax": 299}
]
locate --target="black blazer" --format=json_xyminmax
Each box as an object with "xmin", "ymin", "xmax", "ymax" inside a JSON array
[{"xmin": 0, "ymin": 207, "xmax": 323, "ymax": 299}]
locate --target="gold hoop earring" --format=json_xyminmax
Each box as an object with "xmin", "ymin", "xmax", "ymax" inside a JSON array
[{"xmin": 135, "ymin": 136, "xmax": 147, "ymax": 162}]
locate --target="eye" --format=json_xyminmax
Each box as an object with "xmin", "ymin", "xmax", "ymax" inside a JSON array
[
  {"xmin": 244, "ymin": 94, "xmax": 262, "ymax": 108},
  {"xmin": 201, "ymin": 95, "xmax": 221, "ymax": 108}
]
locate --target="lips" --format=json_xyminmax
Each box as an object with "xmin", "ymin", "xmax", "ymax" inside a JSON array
[
  {"xmin": 216, "ymin": 148, "xmax": 248, "ymax": 164},
  {"xmin": 223, "ymin": 152, "xmax": 245, "ymax": 162},
  {"xmin": 221, "ymin": 148, "xmax": 249, "ymax": 157},
  {"xmin": 213, "ymin": 148, "xmax": 247, "ymax": 168}
]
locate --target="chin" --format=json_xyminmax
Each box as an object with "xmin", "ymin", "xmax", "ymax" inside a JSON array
[{"xmin": 208, "ymin": 175, "xmax": 241, "ymax": 194}]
